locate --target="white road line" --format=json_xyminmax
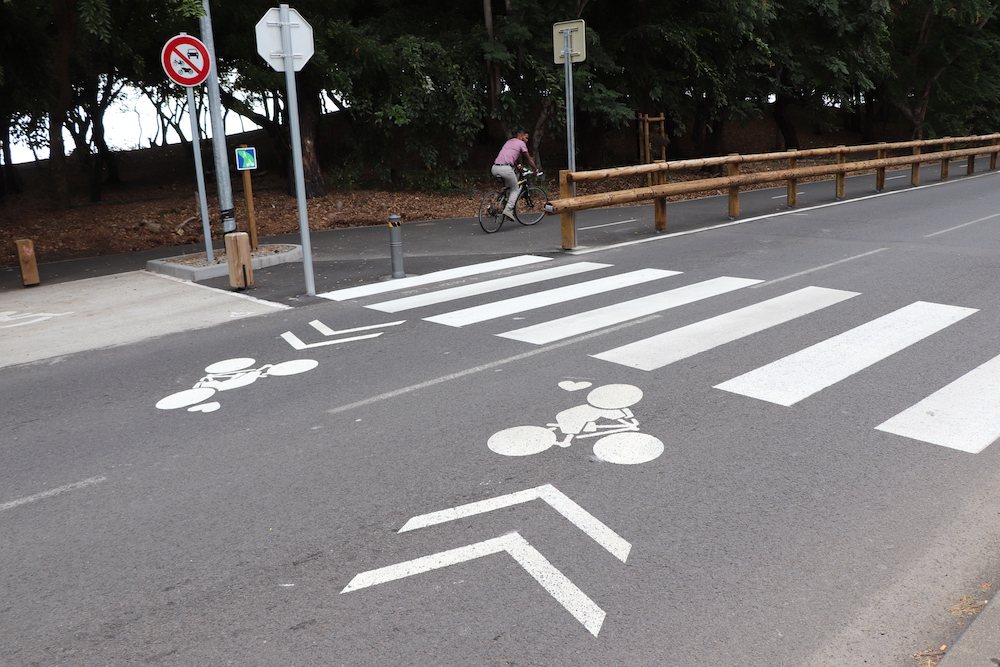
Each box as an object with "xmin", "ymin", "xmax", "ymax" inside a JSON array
[
  {"xmin": 567, "ymin": 170, "xmax": 1000, "ymax": 255},
  {"xmin": 366, "ymin": 263, "xmax": 612, "ymax": 313},
  {"xmin": 340, "ymin": 532, "xmax": 607, "ymax": 636},
  {"xmin": 593, "ymin": 286, "xmax": 860, "ymax": 371},
  {"xmin": 499, "ymin": 276, "xmax": 761, "ymax": 345},
  {"xmin": 325, "ymin": 315, "xmax": 662, "ymax": 416},
  {"xmin": 317, "ymin": 255, "xmax": 551, "ymax": 301},
  {"xmin": 749, "ymin": 248, "xmax": 889, "ymax": 288},
  {"xmin": 876, "ymin": 353, "xmax": 1000, "ymax": 453},
  {"xmin": 0, "ymin": 476, "xmax": 106, "ymax": 513},
  {"xmin": 399, "ymin": 483, "xmax": 631, "ymax": 562},
  {"xmin": 923, "ymin": 213, "xmax": 1000, "ymax": 238},
  {"xmin": 579, "ymin": 219, "xmax": 638, "ymax": 230},
  {"xmin": 714, "ymin": 301, "xmax": 978, "ymax": 406},
  {"xmin": 424, "ymin": 268, "xmax": 679, "ymax": 327}
]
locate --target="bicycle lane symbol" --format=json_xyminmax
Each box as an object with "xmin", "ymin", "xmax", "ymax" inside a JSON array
[
  {"xmin": 156, "ymin": 357, "xmax": 318, "ymax": 413},
  {"xmin": 487, "ymin": 381, "xmax": 664, "ymax": 465}
]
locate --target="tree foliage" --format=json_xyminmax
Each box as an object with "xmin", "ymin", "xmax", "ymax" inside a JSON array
[{"xmin": 3, "ymin": 0, "xmax": 1000, "ymax": 207}]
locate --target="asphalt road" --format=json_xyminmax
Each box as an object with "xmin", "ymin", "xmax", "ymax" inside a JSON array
[{"xmin": 3, "ymin": 164, "xmax": 1000, "ymax": 666}]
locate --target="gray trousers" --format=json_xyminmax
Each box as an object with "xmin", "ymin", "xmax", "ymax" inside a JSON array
[{"xmin": 490, "ymin": 164, "xmax": 521, "ymax": 213}]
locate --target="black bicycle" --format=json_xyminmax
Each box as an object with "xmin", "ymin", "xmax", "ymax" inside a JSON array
[{"xmin": 478, "ymin": 168, "xmax": 548, "ymax": 233}]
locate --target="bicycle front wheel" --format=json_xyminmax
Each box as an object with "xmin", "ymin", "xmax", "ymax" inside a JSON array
[
  {"xmin": 515, "ymin": 186, "xmax": 547, "ymax": 225},
  {"xmin": 478, "ymin": 191, "xmax": 505, "ymax": 233}
]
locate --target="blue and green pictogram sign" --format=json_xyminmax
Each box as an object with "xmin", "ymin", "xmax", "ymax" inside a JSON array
[{"xmin": 235, "ymin": 147, "xmax": 257, "ymax": 171}]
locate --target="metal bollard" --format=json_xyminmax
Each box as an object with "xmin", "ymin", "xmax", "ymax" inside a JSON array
[{"xmin": 388, "ymin": 214, "xmax": 404, "ymax": 279}]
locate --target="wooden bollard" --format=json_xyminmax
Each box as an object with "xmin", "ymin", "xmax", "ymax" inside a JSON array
[
  {"xmin": 225, "ymin": 232, "xmax": 253, "ymax": 289},
  {"xmin": 15, "ymin": 239, "xmax": 40, "ymax": 287}
]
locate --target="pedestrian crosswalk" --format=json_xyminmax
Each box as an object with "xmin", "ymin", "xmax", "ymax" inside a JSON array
[{"xmin": 318, "ymin": 255, "xmax": 1000, "ymax": 454}]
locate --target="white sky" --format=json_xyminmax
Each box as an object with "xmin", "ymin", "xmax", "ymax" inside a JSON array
[{"xmin": 9, "ymin": 87, "xmax": 262, "ymax": 165}]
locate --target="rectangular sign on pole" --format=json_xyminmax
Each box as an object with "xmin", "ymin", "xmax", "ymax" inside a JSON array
[
  {"xmin": 553, "ymin": 20, "xmax": 586, "ymax": 64},
  {"xmin": 235, "ymin": 147, "xmax": 257, "ymax": 171}
]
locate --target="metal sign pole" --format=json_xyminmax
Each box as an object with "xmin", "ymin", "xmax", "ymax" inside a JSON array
[
  {"xmin": 279, "ymin": 3, "xmax": 316, "ymax": 296},
  {"xmin": 186, "ymin": 86, "xmax": 214, "ymax": 261},
  {"xmin": 563, "ymin": 28, "xmax": 576, "ymax": 175},
  {"xmin": 199, "ymin": 0, "xmax": 236, "ymax": 234}
]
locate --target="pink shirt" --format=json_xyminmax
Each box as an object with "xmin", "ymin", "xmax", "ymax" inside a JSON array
[{"xmin": 495, "ymin": 138, "xmax": 527, "ymax": 165}]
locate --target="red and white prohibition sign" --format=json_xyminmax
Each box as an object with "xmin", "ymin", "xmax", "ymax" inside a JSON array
[{"xmin": 161, "ymin": 34, "xmax": 212, "ymax": 87}]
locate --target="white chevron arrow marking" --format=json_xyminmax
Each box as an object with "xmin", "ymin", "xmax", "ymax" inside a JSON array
[
  {"xmin": 280, "ymin": 319, "xmax": 405, "ymax": 350},
  {"xmin": 399, "ymin": 483, "xmax": 631, "ymax": 562},
  {"xmin": 340, "ymin": 531, "xmax": 607, "ymax": 636}
]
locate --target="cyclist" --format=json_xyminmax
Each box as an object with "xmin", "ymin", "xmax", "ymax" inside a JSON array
[{"xmin": 491, "ymin": 129, "xmax": 538, "ymax": 220}]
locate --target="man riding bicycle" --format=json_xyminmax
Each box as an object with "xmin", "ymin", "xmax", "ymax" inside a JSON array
[{"xmin": 491, "ymin": 130, "xmax": 538, "ymax": 220}]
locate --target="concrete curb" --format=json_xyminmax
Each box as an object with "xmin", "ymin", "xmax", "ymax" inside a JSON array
[
  {"xmin": 145, "ymin": 244, "xmax": 302, "ymax": 282},
  {"xmin": 938, "ymin": 595, "xmax": 1000, "ymax": 667}
]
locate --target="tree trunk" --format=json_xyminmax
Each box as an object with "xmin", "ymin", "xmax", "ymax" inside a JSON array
[
  {"xmin": 295, "ymin": 78, "xmax": 327, "ymax": 198},
  {"xmin": 772, "ymin": 93, "xmax": 800, "ymax": 150},
  {"xmin": 48, "ymin": 0, "xmax": 75, "ymax": 209}
]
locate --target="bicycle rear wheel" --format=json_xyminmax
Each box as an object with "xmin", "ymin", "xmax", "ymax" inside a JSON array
[
  {"xmin": 478, "ymin": 191, "xmax": 505, "ymax": 233},
  {"xmin": 515, "ymin": 186, "xmax": 547, "ymax": 225}
]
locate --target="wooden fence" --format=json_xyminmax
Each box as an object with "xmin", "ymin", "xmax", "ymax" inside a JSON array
[{"xmin": 545, "ymin": 133, "xmax": 1000, "ymax": 250}]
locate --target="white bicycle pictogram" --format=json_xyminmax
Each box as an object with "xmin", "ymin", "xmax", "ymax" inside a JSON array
[
  {"xmin": 155, "ymin": 357, "xmax": 318, "ymax": 413},
  {"xmin": 487, "ymin": 383, "xmax": 664, "ymax": 465}
]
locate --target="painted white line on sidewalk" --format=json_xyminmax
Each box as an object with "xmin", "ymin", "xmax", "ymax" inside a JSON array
[
  {"xmin": 340, "ymin": 532, "xmax": 607, "ymax": 636},
  {"xmin": 148, "ymin": 271, "xmax": 291, "ymax": 310},
  {"xmin": 367, "ymin": 263, "xmax": 611, "ymax": 313},
  {"xmin": 923, "ymin": 213, "xmax": 1000, "ymax": 238},
  {"xmin": 425, "ymin": 268, "xmax": 678, "ymax": 327},
  {"xmin": 579, "ymin": 219, "xmax": 638, "ymax": 230},
  {"xmin": 499, "ymin": 276, "xmax": 761, "ymax": 345},
  {"xmin": 567, "ymin": 170, "xmax": 1000, "ymax": 255},
  {"xmin": 326, "ymin": 315, "xmax": 662, "ymax": 416},
  {"xmin": 749, "ymin": 248, "xmax": 889, "ymax": 289},
  {"xmin": 876, "ymin": 352, "xmax": 1000, "ymax": 453},
  {"xmin": 399, "ymin": 483, "xmax": 631, "ymax": 562},
  {"xmin": 318, "ymin": 255, "xmax": 551, "ymax": 301},
  {"xmin": 0, "ymin": 476, "xmax": 106, "ymax": 513},
  {"xmin": 593, "ymin": 286, "xmax": 859, "ymax": 371},
  {"xmin": 715, "ymin": 301, "xmax": 978, "ymax": 406}
]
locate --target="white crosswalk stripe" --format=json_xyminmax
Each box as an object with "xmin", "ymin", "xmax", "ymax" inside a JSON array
[
  {"xmin": 713, "ymin": 301, "xmax": 978, "ymax": 406},
  {"xmin": 366, "ymin": 262, "xmax": 612, "ymax": 313},
  {"xmin": 498, "ymin": 276, "xmax": 763, "ymax": 345},
  {"xmin": 875, "ymin": 352, "xmax": 1000, "ymax": 453},
  {"xmin": 317, "ymin": 255, "xmax": 551, "ymax": 301},
  {"xmin": 591, "ymin": 286, "xmax": 860, "ymax": 370},
  {"xmin": 322, "ymin": 255, "xmax": 1000, "ymax": 453},
  {"xmin": 424, "ymin": 268, "xmax": 680, "ymax": 328}
]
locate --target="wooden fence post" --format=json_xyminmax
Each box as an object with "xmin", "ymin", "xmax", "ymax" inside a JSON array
[
  {"xmin": 15, "ymin": 239, "xmax": 40, "ymax": 287},
  {"xmin": 911, "ymin": 145, "xmax": 922, "ymax": 185},
  {"xmin": 941, "ymin": 139, "xmax": 950, "ymax": 180},
  {"xmin": 727, "ymin": 155, "xmax": 740, "ymax": 218},
  {"xmin": 559, "ymin": 170, "xmax": 576, "ymax": 250},
  {"xmin": 786, "ymin": 150, "xmax": 798, "ymax": 207},
  {"xmin": 653, "ymin": 161, "xmax": 667, "ymax": 232},
  {"xmin": 992, "ymin": 138, "xmax": 999, "ymax": 170},
  {"xmin": 225, "ymin": 232, "xmax": 253, "ymax": 289},
  {"xmin": 968, "ymin": 141, "xmax": 977, "ymax": 174},
  {"xmin": 876, "ymin": 143, "xmax": 887, "ymax": 191},
  {"xmin": 835, "ymin": 146, "xmax": 846, "ymax": 199}
]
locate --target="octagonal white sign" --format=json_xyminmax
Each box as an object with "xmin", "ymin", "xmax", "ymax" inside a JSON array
[{"xmin": 255, "ymin": 6, "xmax": 314, "ymax": 72}]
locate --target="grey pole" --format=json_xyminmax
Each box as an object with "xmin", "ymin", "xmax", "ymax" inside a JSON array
[
  {"xmin": 279, "ymin": 3, "xmax": 317, "ymax": 296},
  {"xmin": 199, "ymin": 0, "xmax": 236, "ymax": 234},
  {"xmin": 186, "ymin": 85, "xmax": 214, "ymax": 261},
  {"xmin": 388, "ymin": 215, "xmax": 404, "ymax": 278},
  {"xmin": 562, "ymin": 28, "xmax": 576, "ymax": 174}
]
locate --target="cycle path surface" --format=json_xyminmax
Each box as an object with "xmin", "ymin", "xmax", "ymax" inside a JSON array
[{"xmin": 2, "ymin": 167, "xmax": 1000, "ymax": 666}]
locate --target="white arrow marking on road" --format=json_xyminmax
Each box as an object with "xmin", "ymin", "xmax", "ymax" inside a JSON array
[
  {"xmin": 280, "ymin": 320, "xmax": 405, "ymax": 350},
  {"xmin": 399, "ymin": 483, "xmax": 631, "ymax": 562},
  {"xmin": 340, "ymin": 531, "xmax": 607, "ymax": 636}
]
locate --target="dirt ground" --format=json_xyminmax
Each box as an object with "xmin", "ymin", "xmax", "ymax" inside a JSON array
[{"xmin": 0, "ymin": 120, "xmax": 871, "ymax": 269}]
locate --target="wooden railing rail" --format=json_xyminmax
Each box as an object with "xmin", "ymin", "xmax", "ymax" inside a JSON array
[{"xmin": 549, "ymin": 133, "xmax": 1000, "ymax": 249}]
